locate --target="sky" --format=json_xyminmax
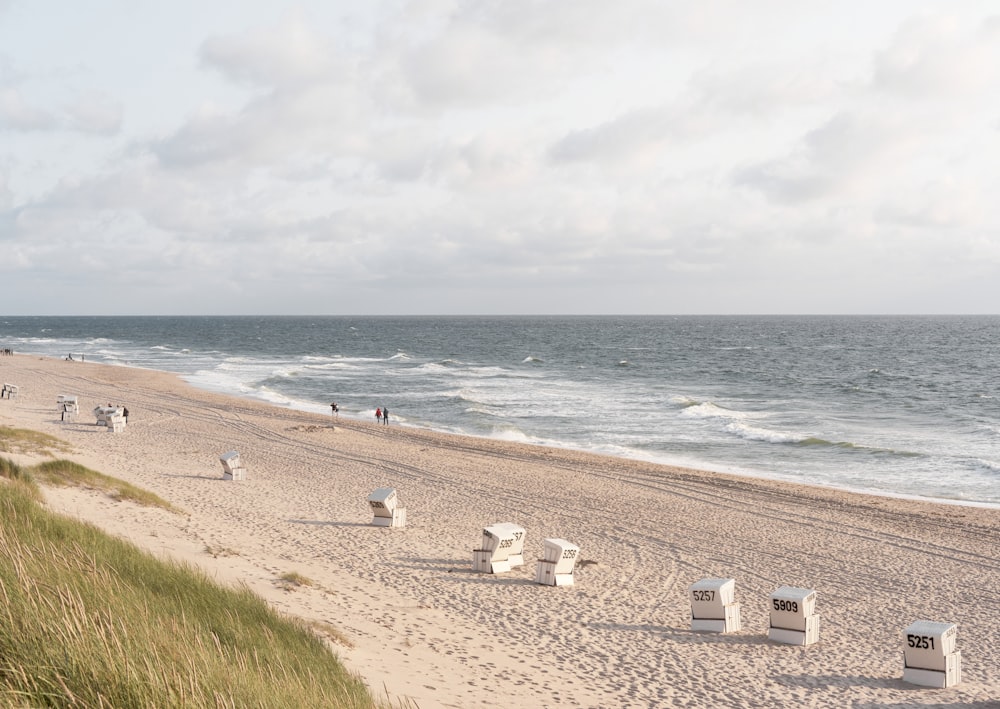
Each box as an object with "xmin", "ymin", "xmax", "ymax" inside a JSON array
[{"xmin": 1, "ymin": 1, "xmax": 999, "ymax": 315}]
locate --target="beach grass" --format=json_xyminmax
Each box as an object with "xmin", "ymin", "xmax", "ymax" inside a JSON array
[
  {"xmin": 278, "ymin": 570, "xmax": 314, "ymax": 588},
  {"xmin": 0, "ymin": 425, "xmax": 73, "ymax": 456},
  {"xmin": 0, "ymin": 456, "xmax": 33, "ymax": 483},
  {"xmin": 30, "ymin": 458, "xmax": 180, "ymax": 512},
  {"xmin": 0, "ymin": 461, "xmax": 386, "ymax": 708}
]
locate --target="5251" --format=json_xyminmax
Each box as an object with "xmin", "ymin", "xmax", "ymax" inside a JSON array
[{"xmin": 907, "ymin": 634, "xmax": 936, "ymax": 650}]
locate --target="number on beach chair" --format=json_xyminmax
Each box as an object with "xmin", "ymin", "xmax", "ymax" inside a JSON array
[
  {"xmin": 472, "ymin": 523, "xmax": 526, "ymax": 574},
  {"xmin": 902, "ymin": 620, "xmax": 961, "ymax": 688},
  {"xmin": 368, "ymin": 487, "xmax": 406, "ymax": 527},
  {"xmin": 534, "ymin": 538, "xmax": 579, "ymax": 586},
  {"xmin": 767, "ymin": 586, "xmax": 819, "ymax": 645},
  {"xmin": 689, "ymin": 578, "xmax": 741, "ymax": 633}
]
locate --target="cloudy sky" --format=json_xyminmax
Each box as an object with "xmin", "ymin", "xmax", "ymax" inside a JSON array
[{"xmin": 1, "ymin": 1, "xmax": 998, "ymax": 315}]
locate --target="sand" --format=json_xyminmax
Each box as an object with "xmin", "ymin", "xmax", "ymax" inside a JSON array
[{"xmin": 1, "ymin": 353, "xmax": 998, "ymax": 708}]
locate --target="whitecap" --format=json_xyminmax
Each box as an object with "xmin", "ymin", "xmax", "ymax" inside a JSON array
[
  {"xmin": 303, "ymin": 362, "xmax": 358, "ymax": 371},
  {"xmin": 416, "ymin": 362, "xmax": 449, "ymax": 373},
  {"xmin": 725, "ymin": 421, "xmax": 809, "ymax": 444},
  {"xmin": 488, "ymin": 426, "xmax": 535, "ymax": 443},
  {"xmin": 453, "ymin": 388, "xmax": 484, "ymax": 404},
  {"xmin": 680, "ymin": 401, "xmax": 743, "ymax": 419},
  {"xmin": 974, "ymin": 458, "xmax": 1000, "ymax": 474},
  {"xmin": 680, "ymin": 401, "xmax": 809, "ymax": 444},
  {"xmin": 461, "ymin": 366, "xmax": 518, "ymax": 381}
]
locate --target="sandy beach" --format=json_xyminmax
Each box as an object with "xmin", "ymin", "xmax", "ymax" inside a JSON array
[{"xmin": 1, "ymin": 353, "xmax": 998, "ymax": 708}]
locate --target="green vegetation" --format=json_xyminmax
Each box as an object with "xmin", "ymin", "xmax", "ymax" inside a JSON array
[
  {"xmin": 304, "ymin": 618, "xmax": 356, "ymax": 649},
  {"xmin": 31, "ymin": 459, "xmax": 179, "ymax": 512},
  {"xmin": 205, "ymin": 544, "xmax": 240, "ymax": 558},
  {"xmin": 0, "ymin": 458, "xmax": 387, "ymax": 707},
  {"xmin": 278, "ymin": 570, "xmax": 314, "ymax": 588},
  {"xmin": 0, "ymin": 456, "xmax": 32, "ymax": 484},
  {"xmin": 0, "ymin": 425, "xmax": 73, "ymax": 456}
]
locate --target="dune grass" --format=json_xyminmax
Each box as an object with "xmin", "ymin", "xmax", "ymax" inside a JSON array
[
  {"xmin": 0, "ymin": 456, "xmax": 32, "ymax": 484},
  {"xmin": 30, "ymin": 459, "xmax": 179, "ymax": 512},
  {"xmin": 278, "ymin": 570, "xmax": 314, "ymax": 588},
  {"xmin": 0, "ymin": 459, "xmax": 390, "ymax": 708},
  {"xmin": 0, "ymin": 425, "xmax": 73, "ymax": 456}
]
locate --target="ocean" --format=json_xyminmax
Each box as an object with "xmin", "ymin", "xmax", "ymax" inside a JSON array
[{"xmin": 2, "ymin": 315, "xmax": 998, "ymax": 507}]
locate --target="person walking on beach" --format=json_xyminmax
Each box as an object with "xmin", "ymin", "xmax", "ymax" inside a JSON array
[
  {"xmin": 122, "ymin": 406, "xmax": 129, "ymax": 424},
  {"xmin": 375, "ymin": 407, "xmax": 382, "ymax": 424},
  {"xmin": 383, "ymin": 407, "xmax": 389, "ymax": 425},
  {"xmin": 330, "ymin": 402, "xmax": 338, "ymax": 417}
]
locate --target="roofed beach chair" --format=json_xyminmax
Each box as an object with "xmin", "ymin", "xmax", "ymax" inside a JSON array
[
  {"xmin": 368, "ymin": 487, "xmax": 406, "ymax": 527},
  {"xmin": 534, "ymin": 538, "xmax": 580, "ymax": 586},
  {"xmin": 472, "ymin": 522, "xmax": 526, "ymax": 574},
  {"xmin": 219, "ymin": 451, "xmax": 246, "ymax": 481}
]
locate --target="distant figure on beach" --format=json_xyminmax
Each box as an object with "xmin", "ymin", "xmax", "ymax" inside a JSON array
[
  {"xmin": 375, "ymin": 407, "xmax": 382, "ymax": 424},
  {"xmin": 383, "ymin": 407, "xmax": 389, "ymax": 425},
  {"xmin": 330, "ymin": 402, "xmax": 338, "ymax": 417},
  {"xmin": 66, "ymin": 353, "xmax": 74, "ymax": 361},
  {"xmin": 122, "ymin": 407, "xmax": 129, "ymax": 423}
]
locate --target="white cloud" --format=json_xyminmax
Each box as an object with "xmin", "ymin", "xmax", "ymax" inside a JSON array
[
  {"xmin": 392, "ymin": 0, "xmax": 658, "ymax": 108},
  {"xmin": 0, "ymin": 171, "xmax": 11, "ymax": 209},
  {"xmin": 66, "ymin": 89, "xmax": 123, "ymax": 135},
  {"xmin": 875, "ymin": 175, "xmax": 985, "ymax": 229},
  {"xmin": 548, "ymin": 105, "xmax": 676, "ymax": 169},
  {"xmin": 873, "ymin": 12, "xmax": 999, "ymax": 97},
  {"xmin": 0, "ymin": 87, "xmax": 55, "ymax": 130},
  {"xmin": 198, "ymin": 9, "xmax": 346, "ymax": 91},
  {"xmin": 1, "ymin": 1, "xmax": 999, "ymax": 315},
  {"xmin": 733, "ymin": 111, "xmax": 920, "ymax": 204}
]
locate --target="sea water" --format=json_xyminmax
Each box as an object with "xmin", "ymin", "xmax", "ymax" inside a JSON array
[{"xmin": 2, "ymin": 315, "xmax": 998, "ymax": 507}]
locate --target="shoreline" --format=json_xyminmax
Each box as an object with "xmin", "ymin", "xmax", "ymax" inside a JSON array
[
  {"xmin": 9, "ymin": 318, "xmax": 1000, "ymax": 509},
  {"xmin": 2, "ymin": 353, "xmax": 998, "ymax": 707},
  {"xmin": 169, "ymin": 370, "xmax": 1000, "ymax": 514}
]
